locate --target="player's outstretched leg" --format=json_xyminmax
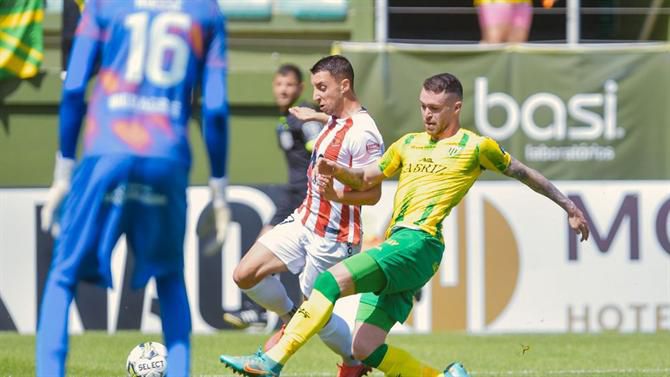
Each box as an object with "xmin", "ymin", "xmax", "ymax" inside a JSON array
[
  {"xmin": 219, "ymin": 349, "xmax": 283, "ymax": 377},
  {"xmin": 442, "ymin": 362, "xmax": 470, "ymax": 377},
  {"xmin": 359, "ymin": 341, "xmax": 468, "ymax": 377},
  {"xmin": 220, "ymin": 273, "xmax": 338, "ymax": 375}
]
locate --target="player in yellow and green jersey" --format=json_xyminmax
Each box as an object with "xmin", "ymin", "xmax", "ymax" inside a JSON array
[
  {"xmin": 378, "ymin": 129, "xmax": 511, "ymax": 242},
  {"xmin": 219, "ymin": 73, "xmax": 591, "ymax": 377}
]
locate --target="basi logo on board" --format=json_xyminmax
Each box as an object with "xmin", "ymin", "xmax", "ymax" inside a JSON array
[{"xmin": 474, "ymin": 77, "xmax": 625, "ymax": 162}]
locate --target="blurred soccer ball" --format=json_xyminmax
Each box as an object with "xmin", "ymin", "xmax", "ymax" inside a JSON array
[{"xmin": 126, "ymin": 341, "xmax": 167, "ymax": 377}]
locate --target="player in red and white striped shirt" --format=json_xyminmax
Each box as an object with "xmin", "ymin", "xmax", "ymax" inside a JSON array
[
  {"xmin": 229, "ymin": 55, "xmax": 384, "ymax": 377},
  {"xmin": 298, "ymin": 108, "xmax": 382, "ymax": 245}
]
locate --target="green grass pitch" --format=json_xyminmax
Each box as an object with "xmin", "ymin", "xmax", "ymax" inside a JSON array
[{"xmin": 2, "ymin": 331, "xmax": 669, "ymax": 376}]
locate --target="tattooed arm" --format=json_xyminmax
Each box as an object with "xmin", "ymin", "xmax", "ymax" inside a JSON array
[{"xmin": 503, "ymin": 157, "xmax": 590, "ymax": 241}]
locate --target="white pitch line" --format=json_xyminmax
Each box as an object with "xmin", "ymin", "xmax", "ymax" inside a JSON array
[
  {"xmin": 197, "ymin": 368, "xmax": 670, "ymax": 377},
  {"xmin": 473, "ymin": 369, "xmax": 670, "ymax": 376}
]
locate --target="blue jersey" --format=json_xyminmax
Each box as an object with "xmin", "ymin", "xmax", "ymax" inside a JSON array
[
  {"xmin": 60, "ymin": 0, "xmax": 228, "ymax": 176},
  {"xmin": 37, "ymin": 2, "xmax": 225, "ymax": 376}
]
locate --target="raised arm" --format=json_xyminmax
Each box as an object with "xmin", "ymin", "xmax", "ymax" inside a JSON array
[
  {"xmin": 503, "ymin": 157, "xmax": 590, "ymax": 241},
  {"xmin": 289, "ymin": 106, "xmax": 330, "ymax": 124}
]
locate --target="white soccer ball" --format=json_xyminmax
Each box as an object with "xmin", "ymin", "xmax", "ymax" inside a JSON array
[{"xmin": 126, "ymin": 341, "xmax": 168, "ymax": 377}]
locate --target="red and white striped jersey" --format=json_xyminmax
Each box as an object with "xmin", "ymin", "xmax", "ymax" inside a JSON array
[{"xmin": 297, "ymin": 109, "xmax": 384, "ymax": 244}]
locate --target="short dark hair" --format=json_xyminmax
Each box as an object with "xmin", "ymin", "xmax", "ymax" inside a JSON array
[
  {"xmin": 310, "ymin": 55, "xmax": 354, "ymax": 89},
  {"xmin": 423, "ymin": 73, "xmax": 463, "ymax": 99},
  {"xmin": 276, "ymin": 64, "xmax": 303, "ymax": 83}
]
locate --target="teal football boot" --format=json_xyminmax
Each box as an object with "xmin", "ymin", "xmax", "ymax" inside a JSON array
[
  {"xmin": 443, "ymin": 362, "xmax": 470, "ymax": 377},
  {"xmin": 219, "ymin": 348, "xmax": 283, "ymax": 377}
]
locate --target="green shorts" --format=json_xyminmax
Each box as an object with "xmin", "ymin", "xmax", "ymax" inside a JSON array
[{"xmin": 354, "ymin": 228, "xmax": 444, "ymax": 331}]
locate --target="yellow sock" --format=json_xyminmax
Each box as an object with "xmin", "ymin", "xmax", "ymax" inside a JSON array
[
  {"xmin": 265, "ymin": 290, "xmax": 334, "ymax": 364},
  {"xmin": 377, "ymin": 345, "xmax": 442, "ymax": 377}
]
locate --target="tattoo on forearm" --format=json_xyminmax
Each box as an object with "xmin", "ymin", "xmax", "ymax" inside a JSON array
[{"xmin": 509, "ymin": 163, "xmax": 569, "ymax": 209}]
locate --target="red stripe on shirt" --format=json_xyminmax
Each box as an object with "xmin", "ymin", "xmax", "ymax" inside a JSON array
[
  {"xmin": 337, "ymin": 151, "xmax": 355, "ymax": 242},
  {"xmin": 314, "ymin": 118, "xmax": 354, "ymax": 237},
  {"xmin": 337, "ymin": 194, "xmax": 351, "ymax": 243},
  {"xmin": 352, "ymin": 205, "xmax": 361, "ymax": 244},
  {"xmin": 301, "ymin": 119, "xmax": 335, "ymax": 225}
]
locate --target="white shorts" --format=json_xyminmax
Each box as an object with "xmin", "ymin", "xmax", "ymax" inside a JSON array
[{"xmin": 258, "ymin": 214, "xmax": 361, "ymax": 297}]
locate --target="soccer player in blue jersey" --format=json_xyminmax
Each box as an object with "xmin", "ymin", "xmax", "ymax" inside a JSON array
[{"xmin": 36, "ymin": 1, "xmax": 230, "ymax": 376}]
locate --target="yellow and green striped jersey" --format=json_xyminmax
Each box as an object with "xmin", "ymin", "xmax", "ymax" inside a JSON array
[
  {"xmin": 379, "ymin": 128, "xmax": 511, "ymax": 240},
  {"xmin": 0, "ymin": 0, "xmax": 44, "ymax": 79}
]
